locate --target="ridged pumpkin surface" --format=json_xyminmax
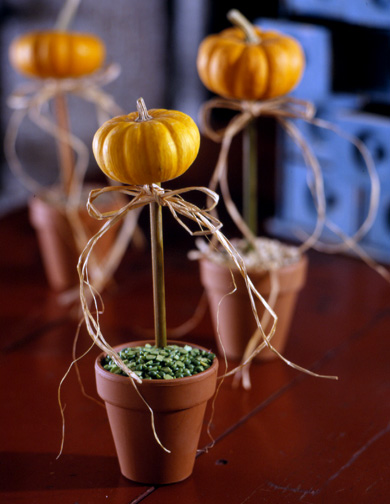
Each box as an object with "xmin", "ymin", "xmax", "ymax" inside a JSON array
[
  {"xmin": 9, "ymin": 31, "xmax": 105, "ymax": 79},
  {"xmin": 93, "ymin": 106, "xmax": 200, "ymax": 186},
  {"xmin": 197, "ymin": 26, "xmax": 305, "ymax": 101}
]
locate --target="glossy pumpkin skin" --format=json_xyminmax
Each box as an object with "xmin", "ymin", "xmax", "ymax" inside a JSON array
[
  {"xmin": 93, "ymin": 108, "xmax": 201, "ymax": 186},
  {"xmin": 197, "ymin": 27, "xmax": 305, "ymax": 101},
  {"xmin": 9, "ymin": 31, "xmax": 105, "ymax": 79}
]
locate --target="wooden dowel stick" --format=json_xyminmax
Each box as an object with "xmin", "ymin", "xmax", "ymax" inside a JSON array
[
  {"xmin": 54, "ymin": 93, "xmax": 74, "ymax": 197},
  {"xmin": 149, "ymin": 192, "xmax": 167, "ymax": 348}
]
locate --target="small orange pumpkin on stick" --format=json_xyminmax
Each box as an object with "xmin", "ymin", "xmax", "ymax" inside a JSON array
[
  {"xmin": 9, "ymin": 31, "xmax": 105, "ymax": 80},
  {"xmin": 197, "ymin": 9, "xmax": 305, "ymax": 101},
  {"xmin": 93, "ymin": 98, "xmax": 200, "ymax": 187},
  {"xmin": 197, "ymin": 9, "xmax": 305, "ymax": 236},
  {"xmin": 93, "ymin": 98, "xmax": 200, "ymax": 348},
  {"xmin": 9, "ymin": 18, "xmax": 106, "ymax": 198}
]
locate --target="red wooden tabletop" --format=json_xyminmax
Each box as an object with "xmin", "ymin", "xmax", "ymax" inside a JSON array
[{"xmin": 1, "ymin": 208, "xmax": 390, "ymax": 504}]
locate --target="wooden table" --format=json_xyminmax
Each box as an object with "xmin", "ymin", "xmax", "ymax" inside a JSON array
[{"xmin": 1, "ymin": 208, "xmax": 390, "ymax": 503}]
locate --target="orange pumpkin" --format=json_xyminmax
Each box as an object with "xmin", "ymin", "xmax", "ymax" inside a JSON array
[
  {"xmin": 9, "ymin": 30, "xmax": 105, "ymax": 79},
  {"xmin": 197, "ymin": 10, "xmax": 305, "ymax": 101},
  {"xmin": 93, "ymin": 98, "xmax": 200, "ymax": 186}
]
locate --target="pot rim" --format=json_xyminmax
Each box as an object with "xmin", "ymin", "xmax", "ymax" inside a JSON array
[
  {"xmin": 95, "ymin": 339, "xmax": 219, "ymax": 388},
  {"xmin": 199, "ymin": 251, "xmax": 308, "ymax": 275},
  {"xmin": 199, "ymin": 253, "xmax": 308, "ymax": 296}
]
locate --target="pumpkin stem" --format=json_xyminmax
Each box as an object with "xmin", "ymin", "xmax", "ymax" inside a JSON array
[
  {"xmin": 150, "ymin": 185, "xmax": 167, "ymax": 348},
  {"xmin": 227, "ymin": 9, "xmax": 261, "ymax": 44},
  {"xmin": 55, "ymin": 0, "xmax": 82, "ymax": 31},
  {"xmin": 136, "ymin": 97, "xmax": 153, "ymax": 122}
]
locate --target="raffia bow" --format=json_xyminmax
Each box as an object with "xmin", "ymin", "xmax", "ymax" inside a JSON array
[
  {"xmin": 199, "ymin": 95, "xmax": 389, "ymax": 279},
  {"xmin": 5, "ymin": 63, "xmax": 123, "ymax": 204},
  {"xmin": 79, "ymin": 183, "xmax": 337, "ymax": 383},
  {"xmin": 8, "ymin": 62, "xmax": 122, "ymax": 113}
]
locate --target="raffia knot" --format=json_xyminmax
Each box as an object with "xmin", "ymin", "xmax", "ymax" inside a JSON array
[
  {"xmin": 144, "ymin": 184, "xmax": 166, "ymax": 207},
  {"xmin": 241, "ymin": 97, "xmax": 316, "ymax": 121},
  {"xmin": 7, "ymin": 63, "xmax": 122, "ymax": 112}
]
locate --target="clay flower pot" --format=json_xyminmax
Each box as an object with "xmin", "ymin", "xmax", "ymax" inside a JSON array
[
  {"xmin": 199, "ymin": 253, "xmax": 308, "ymax": 361},
  {"xmin": 95, "ymin": 340, "xmax": 219, "ymax": 485},
  {"xmin": 28, "ymin": 190, "xmax": 122, "ymax": 291}
]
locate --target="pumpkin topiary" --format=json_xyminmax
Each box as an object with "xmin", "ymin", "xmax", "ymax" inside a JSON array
[
  {"xmin": 9, "ymin": 30, "xmax": 105, "ymax": 79},
  {"xmin": 83, "ymin": 100, "xmax": 219, "ymax": 484},
  {"xmin": 196, "ymin": 9, "xmax": 305, "ymax": 101},
  {"xmin": 92, "ymin": 97, "xmax": 200, "ymax": 186}
]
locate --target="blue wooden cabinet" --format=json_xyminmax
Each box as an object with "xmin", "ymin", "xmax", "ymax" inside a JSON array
[
  {"xmin": 283, "ymin": 0, "xmax": 390, "ymax": 28},
  {"xmin": 265, "ymin": 10, "xmax": 390, "ymax": 263}
]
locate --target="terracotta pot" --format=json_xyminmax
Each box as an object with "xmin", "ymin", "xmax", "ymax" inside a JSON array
[
  {"xmin": 28, "ymin": 192, "xmax": 121, "ymax": 291},
  {"xmin": 95, "ymin": 340, "xmax": 219, "ymax": 485},
  {"xmin": 199, "ymin": 254, "xmax": 308, "ymax": 361}
]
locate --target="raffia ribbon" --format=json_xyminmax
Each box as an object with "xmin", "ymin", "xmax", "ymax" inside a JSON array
[
  {"xmin": 4, "ymin": 63, "xmax": 142, "ymax": 299},
  {"xmin": 199, "ymin": 96, "xmax": 389, "ymax": 279},
  {"xmin": 75, "ymin": 182, "xmax": 337, "ymax": 452},
  {"xmin": 79, "ymin": 183, "xmax": 338, "ymax": 383},
  {"xmin": 198, "ymin": 96, "xmax": 389, "ymax": 388},
  {"xmin": 5, "ymin": 63, "xmax": 123, "ymax": 204}
]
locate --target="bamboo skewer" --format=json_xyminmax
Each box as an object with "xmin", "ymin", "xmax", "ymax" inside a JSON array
[
  {"xmin": 150, "ymin": 191, "xmax": 167, "ymax": 348},
  {"xmin": 242, "ymin": 119, "xmax": 258, "ymax": 236}
]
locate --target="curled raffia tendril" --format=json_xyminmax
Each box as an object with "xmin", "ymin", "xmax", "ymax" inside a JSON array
[
  {"xmin": 199, "ymin": 96, "xmax": 388, "ymax": 280},
  {"xmin": 79, "ymin": 183, "xmax": 338, "ymax": 388},
  {"xmin": 76, "ymin": 182, "xmax": 338, "ymax": 451},
  {"xmin": 5, "ymin": 63, "xmax": 123, "ymax": 204},
  {"xmin": 4, "ymin": 63, "xmax": 141, "ymax": 301}
]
